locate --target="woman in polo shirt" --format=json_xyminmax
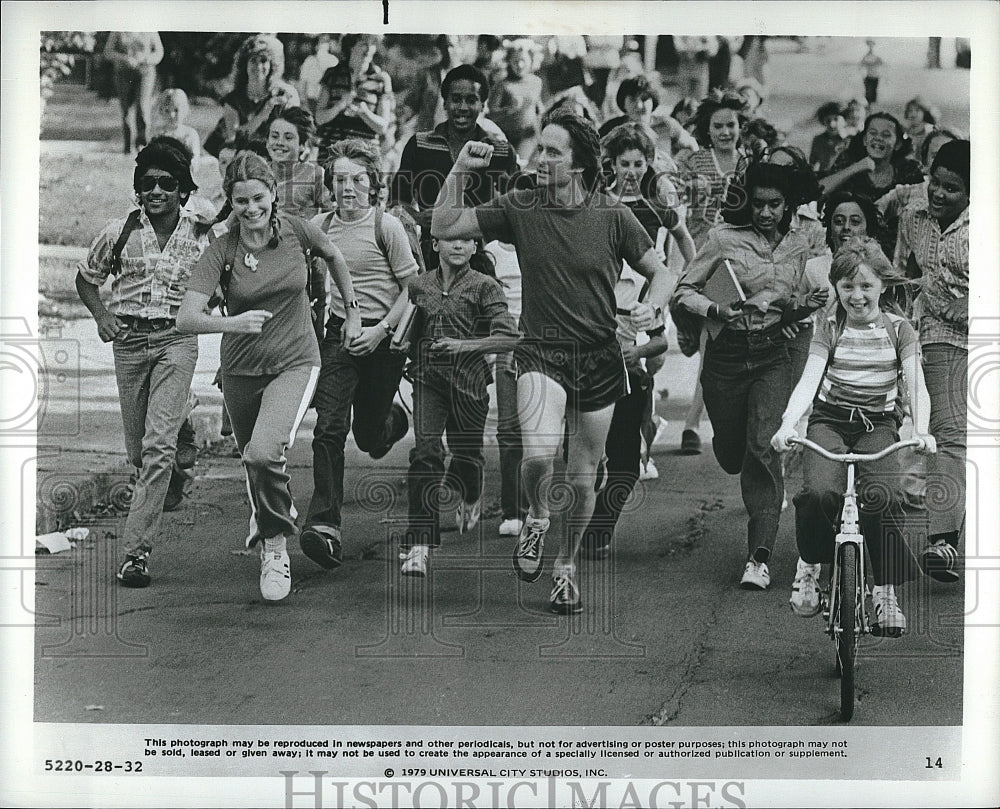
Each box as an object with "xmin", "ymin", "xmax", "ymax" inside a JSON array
[
  {"xmin": 672, "ymin": 161, "xmax": 825, "ymax": 592},
  {"xmin": 177, "ymin": 153, "xmax": 361, "ymax": 602}
]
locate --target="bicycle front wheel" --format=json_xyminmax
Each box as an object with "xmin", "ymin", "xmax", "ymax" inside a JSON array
[{"xmin": 837, "ymin": 543, "xmax": 859, "ymax": 721}]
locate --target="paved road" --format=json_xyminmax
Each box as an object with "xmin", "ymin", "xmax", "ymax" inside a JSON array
[{"xmin": 33, "ymin": 387, "xmax": 963, "ymax": 728}]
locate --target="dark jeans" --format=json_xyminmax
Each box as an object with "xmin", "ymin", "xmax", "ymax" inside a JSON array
[
  {"xmin": 701, "ymin": 328, "xmax": 794, "ymax": 561},
  {"xmin": 581, "ymin": 369, "xmax": 648, "ymax": 549},
  {"xmin": 306, "ymin": 321, "xmax": 406, "ymax": 530},
  {"xmin": 494, "ymin": 358, "xmax": 527, "ymax": 521},
  {"xmin": 403, "ymin": 381, "xmax": 489, "ymax": 548},
  {"xmin": 793, "ymin": 402, "xmax": 917, "ymax": 585}
]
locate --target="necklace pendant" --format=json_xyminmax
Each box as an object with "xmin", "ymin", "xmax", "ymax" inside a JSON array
[{"xmin": 244, "ymin": 252, "xmax": 259, "ymax": 272}]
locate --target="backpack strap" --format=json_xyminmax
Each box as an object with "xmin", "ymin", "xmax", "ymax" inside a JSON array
[
  {"xmin": 218, "ymin": 222, "xmax": 240, "ymax": 315},
  {"xmin": 373, "ymin": 206, "xmax": 388, "ymax": 260},
  {"xmin": 109, "ymin": 209, "xmax": 143, "ymax": 275}
]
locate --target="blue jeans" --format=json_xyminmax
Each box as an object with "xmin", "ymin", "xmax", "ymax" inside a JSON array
[
  {"xmin": 701, "ymin": 328, "xmax": 793, "ymax": 561},
  {"xmin": 306, "ymin": 322, "xmax": 407, "ymax": 531},
  {"xmin": 922, "ymin": 343, "xmax": 967, "ymax": 537},
  {"xmin": 403, "ymin": 381, "xmax": 488, "ymax": 548},
  {"xmin": 112, "ymin": 325, "xmax": 198, "ymax": 555}
]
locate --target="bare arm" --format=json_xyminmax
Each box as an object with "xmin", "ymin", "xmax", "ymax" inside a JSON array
[
  {"xmin": 430, "ymin": 141, "xmax": 489, "ymax": 240},
  {"xmin": 819, "ymin": 156, "xmax": 876, "ymax": 197},
  {"xmin": 771, "ymin": 353, "xmax": 827, "ymax": 450},
  {"xmin": 176, "ymin": 289, "xmax": 273, "ymax": 334},
  {"xmin": 629, "ymin": 247, "xmax": 677, "ymax": 330},
  {"xmin": 75, "ymin": 272, "xmax": 121, "ymax": 342}
]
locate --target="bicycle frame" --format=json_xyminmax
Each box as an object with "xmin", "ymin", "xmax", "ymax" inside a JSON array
[{"xmin": 825, "ymin": 459, "xmax": 867, "ymax": 643}]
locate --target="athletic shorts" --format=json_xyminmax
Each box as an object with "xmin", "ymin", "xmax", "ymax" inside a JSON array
[{"xmin": 514, "ymin": 339, "xmax": 629, "ymax": 413}]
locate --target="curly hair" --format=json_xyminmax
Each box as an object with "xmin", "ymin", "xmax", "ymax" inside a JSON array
[
  {"xmin": 323, "ymin": 137, "xmax": 384, "ymax": 204},
  {"xmin": 692, "ymin": 90, "xmax": 747, "ymax": 149},
  {"xmin": 766, "ymin": 145, "xmax": 822, "ymax": 208},
  {"xmin": 540, "ymin": 106, "xmax": 605, "ymax": 193},
  {"xmin": 721, "ymin": 160, "xmax": 795, "ymax": 230},
  {"xmin": 224, "ymin": 152, "xmax": 281, "ymax": 247},
  {"xmin": 134, "ymin": 135, "xmax": 197, "ymax": 199},
  {"xmin": 232, "ymin": 34, "xmax": 286, "ymax": 99}
]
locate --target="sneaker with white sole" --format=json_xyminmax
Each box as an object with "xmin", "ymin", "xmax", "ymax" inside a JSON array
[
  {"xmin": 299, "ymin": 525, "xmax": 343, "ymax": 569},
  {"xmin": 456, "ymin": 500, "xmax": 481, "ymax": 534},
  {"xmin": 259, "ymin": 545, "xmax": 291, "ymax": 601},
  {"xmin": 920, "ymin": 539, "xmax": 960, "ymax": 583},
  {"xmin": 117, "ymin": 550, "xmax": 151, "ymax": 588},
  {"xmin": 871, "ymin": 585, "xmax": 906, "ymax": 637},
  {"xmin": 740, "ymin": 560, "xmax": 770, "ymax": 590},
  {"xmin": 513, "ymin": 516, "xmax": 550, "ymax": 582},
  {"xmin": 639, "ymin": 457, "xmax": 659, "ymax": 481},
  {"xmin": 789, "ymin": 558, "xmax": 822, "ymax": 616},
  {"xmin": 400, "ymin": 545, "xmax": 429, "ymax": 577},
  {"xmin": 498, "ymin": 518, "xmax": 524, "ymax": 537},
  {"xmin": 549, "ymin": 569, "xmax": 583, "ymax": 614}
]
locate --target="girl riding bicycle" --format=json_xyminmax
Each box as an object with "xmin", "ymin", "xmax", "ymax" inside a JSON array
[{"xmin": 771, "ymin": 236, "xmax": 936, "ymax": 637}]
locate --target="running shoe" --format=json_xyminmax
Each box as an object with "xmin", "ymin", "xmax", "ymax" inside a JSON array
[
  {"xmin": 498, "ymin": 518, "xmax": 524, "ymax": 537},
  {"xmin": 789, "ymin": 558, "xmax": 822, "ymax": 616},
  {"xmin": 871, "ymin": 585, "xmax": 906, "ymax": 637},
  {"xmin": 513, "ymin": 516, "xmax": 550, "ymax": 582},
  {"xmin": 456, "ymin": 499, "xmax": 482, "ymax": 534},
  {"xmin": 680, "ymin": 429, "xmax": 702, "ymax": 455},
  {"xmin": 639, "ymin": 457, "xmax": 659, "ymax": 481},
  {"xmin": 369, "ymin": 404, "xmax": 409, "ymax": 460},
  {"xmin": 117, "ymin": 551, "xmax": 151, "ymax": 588},
  {"xmin": 920, "ymin": 539, "xmax": 960, "ymax": 583},
  {"xmin": 400, "ymin": 545, "xmax": 429, "ymax": 578},
  {"xmin": 260, "ymin": 544, "xmax": 291, "ymax": 601},
  {"xmin": 549, "ymin": 569, "xmax": 583, "ymax": 614},
  {"xmin": 740, "ymin": 560, "xmax": 770, "ymax": 590},
  {"xmin": 299, "ymin": 525, "xmax": 343, "ymax": 570}
]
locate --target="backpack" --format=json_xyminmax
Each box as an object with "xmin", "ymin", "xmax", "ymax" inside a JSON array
[
  {"xmin": 316, "ymin": 205, "xmax": 426, "ymax": 275},
  {"xmin": 218, "ymin": 215, "xmax": 326, "ymax": 343},
  {"xmin": 824, "ymin": 311, "xmax": 912, "ymax": 419}
]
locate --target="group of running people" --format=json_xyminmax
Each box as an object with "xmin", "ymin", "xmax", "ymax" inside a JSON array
[{"xmin": 77, "ymin": 34, "xmax": 969, "ymax": 632}]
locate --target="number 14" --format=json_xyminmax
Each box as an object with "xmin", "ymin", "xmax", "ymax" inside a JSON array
[{"xmin": 925, "ymin": 757, "xmax": 943, "ymax": 769}]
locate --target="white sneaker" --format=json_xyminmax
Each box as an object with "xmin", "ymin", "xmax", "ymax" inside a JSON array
[
  {"xmin": 259, "ymin": 544, "xmax": 291, "ymax": 601},
  {"xmin": 455, "ymin": 499, "xmax": 481, "ymax": 534},
  {"xmin": 740, "ymin": 560, "xmax": 770, "ymax": 590},
  {"xmin": 871, "ymin": 584, "xmax": 906, "ymax": 637},
  {"xmin": 401, "ymin": 545, "xmax": 429, "ymax": 578},
  {"xmin": 498, "ymin": 518, "xmax": 524, "ymax": 537},
  {"xmin": 789, "ymin": 558, "xmax": 822, "ymax": 616},
  {"xmin": 639, "ymin": 458, "xmax": 659, "ymax": 481}
]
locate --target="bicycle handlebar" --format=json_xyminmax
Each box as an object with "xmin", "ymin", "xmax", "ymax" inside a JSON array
[{"xmin": 788, "ymin": 436, "xmax": 923, "ymax": 463}]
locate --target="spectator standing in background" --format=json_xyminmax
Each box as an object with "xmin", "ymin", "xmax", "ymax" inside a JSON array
[
  {"xmin": 104, "ymin": 31, "xmax": 164, "ymax": 153},
  {"xmin": 405, "ymin": 35, "xmax": 465, "ymax": 134},
  {"xmin": 488, "ymin": 39, "xmax": 544, "ymax": 163},
  {"xmin": 675, "ymin": 36, "xmax": 717, "ymax": 104},
  {"xmin": 738, "ymin": 36, "xmax": 769, "ymax": 89},
  {"xmin": 859, "ymin": 39, "xmax": 884, "ymax": 105},
  {"xmin": 297, "ymin": 34, "xmax": 339, "ymax": 115},
  {"xmin": 154, "ymin": 88, "xmax": 201, "ymax": 165}
]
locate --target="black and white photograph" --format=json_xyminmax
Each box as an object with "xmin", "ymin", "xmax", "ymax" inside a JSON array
[{"xmin": 2, "ymin": 1, "xmax": 998, "ymax": 807}]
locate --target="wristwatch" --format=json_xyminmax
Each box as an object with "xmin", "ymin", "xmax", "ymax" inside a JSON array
[
  {"xmin": 653, "ymin": 304, "xmax": 663, "ymax": 321},
  {"xmin": 381, "ymin": 320, "xmax": 393, "ymax": 335},
  {"xmin": 347, "ymin": 299, "xmax": 360, "ymax": 310}
]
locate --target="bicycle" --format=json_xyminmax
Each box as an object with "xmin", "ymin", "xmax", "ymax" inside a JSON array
[{"xmin": 788, "ymin": 436, "xmax": 922, "ymax": 722}]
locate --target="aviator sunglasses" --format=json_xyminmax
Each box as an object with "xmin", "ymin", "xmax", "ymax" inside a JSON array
[{"xmin": 139, "ymin": 175, "xmax": 180, "ymax": 193}]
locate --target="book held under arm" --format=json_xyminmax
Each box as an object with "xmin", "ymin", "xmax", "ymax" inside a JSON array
[{"xmin": 701, "ymin": 259, "xmax": 747, "ymax": 338}]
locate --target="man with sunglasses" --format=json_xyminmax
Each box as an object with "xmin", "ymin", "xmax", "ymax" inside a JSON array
[{"xmin": 75, "ymin": 136, "xmax": 208, "ymax": 588}]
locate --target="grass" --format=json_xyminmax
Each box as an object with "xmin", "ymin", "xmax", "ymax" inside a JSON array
[{"xmin": 39, "ymin": 36, "xmax": 970, "ymax": 248}]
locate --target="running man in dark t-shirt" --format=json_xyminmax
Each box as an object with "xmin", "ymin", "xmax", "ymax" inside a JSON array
[{"xmin": 431, "ymin": 108, "xmax": 678, "ymax": 615}]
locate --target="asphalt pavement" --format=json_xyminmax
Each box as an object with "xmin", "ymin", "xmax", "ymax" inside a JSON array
[{"xmin": 32, "ymin": 301, "xmax": 964, "ymax": 727}]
